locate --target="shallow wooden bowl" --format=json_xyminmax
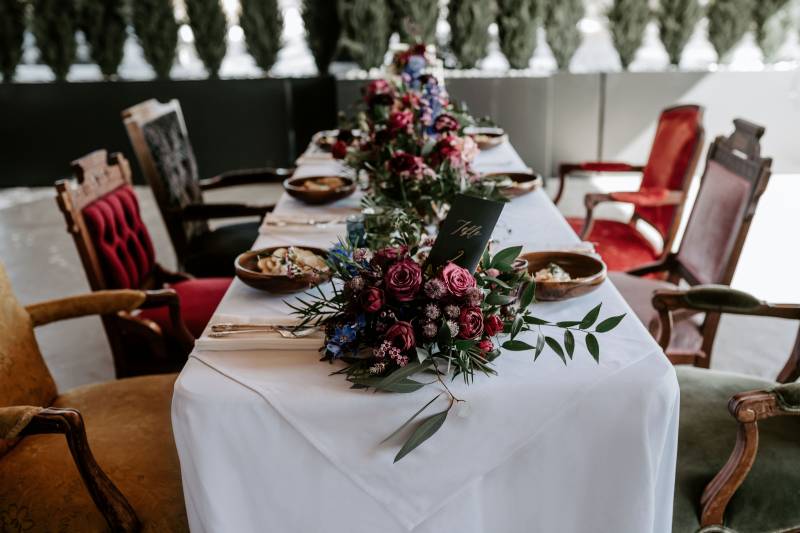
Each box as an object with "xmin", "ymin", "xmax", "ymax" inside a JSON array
[
  {"xmin": 483, "ymin": 171, "xmax": 544, "ymax": 198},
  {"xmin": 466, "ymin": 127, "xmax": 507, "ymax": 149},
  {"xmin": 235, "ymin": 247, "xmax": 331, "ymax": 294},
  {"xmin": 521, "ymin": 251, "xmax": 606, "ymax": 301},
  {"xmin": 282, "ymin": 175, "xmax": 356, "ymax": 205}
]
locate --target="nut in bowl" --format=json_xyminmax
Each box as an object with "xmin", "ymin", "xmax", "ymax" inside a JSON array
[
  {"xmin": 521, "ymin": 251, "xmax": 606, "ymax": 301},
  {"xmin": 235, "ymin": 246, "xmax": 332, "ymax": 293},
  {"xmin": 482, "ymin": 171, "xmax": 543, "ymax": 198},
  {"xmin": 283, "ymin": 175, "xmax": 356, "ymax": 205}
]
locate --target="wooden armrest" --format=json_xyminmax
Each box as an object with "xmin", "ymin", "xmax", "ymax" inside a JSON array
[
  {"xmin": 607, "ymin": 189, "xmax": 683, "ymax": 207},
  {"xmin": 199, "ymin": 167, "xmax": 294, "ymax": 190},
  {"xmin": 0, "ymin": 405, "xmax": 43, "ymax": 440},
  {"xmin": 554, "ymin": 162, "xmax": 644, "ymax": 205},
  {"xmin": 699, "ymin": 387, "xmax": 800, "ymax": 527},
  {"xmin": 154, "ymin": 264, "xmax": 193, "ymax": 284},
  {"xmin": 17, "ymin": 407, "xmax": 141, "ymax": 531},
  {"xmin": 180, "ymin": 202, "xmax": 274, "ymax": 220},
  {"xmin": 25, "ymin": 290, "xmax": 148, "ymax": 327}
]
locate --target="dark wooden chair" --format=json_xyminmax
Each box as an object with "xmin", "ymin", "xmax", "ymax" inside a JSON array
[
  {"xmin": 610, "ymin": 119, "xmax": 772, "ymax": 369},
  {"xmin": 651, "ymin": 286, "xmax": 800, "ymax": 532},
  {"xmin": 55, "ymin": 150, "xmax": 231, "ymax": 378},
  {"xmin": 122, "ymin": 98, "xmax": 292, "ymax": 277},
  {"xmin": 558, "ymin": 105, "xmax": 705, "ymax": 272},
  {"xmin": 0, "ymin": 261, "xmax": 187, "ymax": 532}
]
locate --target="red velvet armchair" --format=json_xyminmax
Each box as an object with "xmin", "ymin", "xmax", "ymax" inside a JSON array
[
  {"xmin": 556, "ymin": 105, "xmax": 705, "ymax": 272},
  {"xmin": 55, "ymin": 150, "xmax": 230, "ymax": 378}
]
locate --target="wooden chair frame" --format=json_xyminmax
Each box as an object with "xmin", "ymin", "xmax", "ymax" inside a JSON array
[
  {"xmin": 628, "ymin": 119, "xmax": 773, "ymax": 369},
  {"xmin": 652, "ymin": 286, "xmax": 800, "ymax": 529},
  {"xmin": 122, "ymin": 98, "xmax": 292, "ymax": 263},
  {"xmin": 55, "ymin": 150, "xmax": 193, "ymax": 378},
  {"xmin": 555, "ymin": 105, "xmax": 705, "ymax": 264}
]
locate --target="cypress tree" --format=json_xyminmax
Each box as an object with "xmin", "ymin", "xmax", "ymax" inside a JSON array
[
  {"xmin": 389, "ymin": 0, "xmax": 439, "ymax": 44},
  {"xmin": 132, "ymin": 0, "xmax": 178, "ymax": 79},
  {"xmin": 338, "ymin": 0, "xmax": 390, "ymax": 70},
  {"xmin": 186, "ymin": 0, "xmax": 228, "ymax": 78},
  {"xmin": 240, "ymin": 0, "xmax": 283, "ymax": 74},
  {"xmin": 657, "ymin": 0, "xmax": 702, "ymax": 66},
  {"xmin": 707, "ymin": 0, "xmax": 756, "ymax": 61},
  {"xmin": 301, "ymin": 0, "xmax": 340, "ymax": 74},
  {"xmin": 607, "ymin": 0, "xmax": 650, "ymax": 69},
  {"xmin": 497, "ymin": 0, "xmax": 537, "ymax": 69},
  {"xmin": 752, "ymin": 0, "xmax": 789, "ymax": 58},
  {"xmin": 448, "ymin": 0, "xmax": 494, "ymax": 69},
  {"xmin": 0, "ymin": 0, "xmax": 26, "ymax": 81},
  {"xmin": 543, "ymin": 0, "xmax": 584, "ymax": 70},
  {"xmin": 82, "ymin": 0, "xmax": 127, "ymax": 79},
  {"xmin": 32, "ymin": 0, "xmax": 78, "ymax": 81}
]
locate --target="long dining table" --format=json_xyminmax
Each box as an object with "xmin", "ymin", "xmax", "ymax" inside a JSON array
[{"xmin": 171, "ymin": 140, "xmax": 679, "ymax": 533}]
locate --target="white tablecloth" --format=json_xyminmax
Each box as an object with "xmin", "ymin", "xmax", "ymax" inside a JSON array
[{"xmin": 171, "ymin": 142, "xmax": 679, "ymax": 533}]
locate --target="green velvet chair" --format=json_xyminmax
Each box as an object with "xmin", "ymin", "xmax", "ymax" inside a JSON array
[{"xmin": 651, "ymin": 286, "xmax": 800, "ymax": 532}]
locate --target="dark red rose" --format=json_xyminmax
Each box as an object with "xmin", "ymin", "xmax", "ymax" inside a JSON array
[
  {"xmin": 429, "ymin": 136, "xmax": 461, "ymax": 167},
  {"xmin": 360, "ymin": 287, "xmax": 384, "ymax": 312},
  {"xmin": 387, "ymin": 110, "xmax": 413, "ymax": 135},
  {"xmin": 373, "ymin": 245, "xmax": 408, "ymax": 268},
  {"xmin": 385, "ymin": 321, "xmax": 416, "ymax": 351},
  {"xmin": 484, "ymin": 314, "xmax": 504, "ymax": 337},
  {"xmin": 364, "ymin": 79, "xmax": 394, "ymax": 107},
  {"xmin": 477, "ymin": 338, "xmax": 494, "ymax": 353},
  {"xmin": 458, "ymin": 306, "xmax": 484, "ymax": 339},
  {"xmin": 387, "ymin": 152, "xmax": 430, "ymax": 180},
  {"xmin": 441, "ymin": 262, "xmax": 477, "ymax": 297},
  {"xmin": 331, "ymin": 140, "xmax": 348, "ymax": 160},
  {"xmin": 409, "ymin": 43, "xmax": 427, "ymax": 56},
  {"xmin": 434, "ymin": 114, "xmax": 460, "ymax": 133},
  {"xmin": 385, "ymin": 259, "xmax": 423, "ymax": 302}
]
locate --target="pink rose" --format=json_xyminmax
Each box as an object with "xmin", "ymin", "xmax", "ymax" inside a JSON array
[
  {"xmin": 385, "ymin": 259, "xmax": 423, "ymax": 302},
  {"xmin": 441, "ymin": 262, "xmax": 477, "ymax": 297},
  {"xmin": 360, "ymin": 287, "xmax": 384, "ymax": 313},
  {"xmin": 387, "ymin": 110, "xmax": 414, "ymax": 136},
  {"xmin": 429, "ymin": 135, "xmax": 461, "ymax": 167},
  {"xmin": 484, "ymin": 314, "xmax": 504, "ymax": 337},
  {"xmin": 434, "ymin": 113, "xmax": 460, "ymax": 133},
  {"xmin": 331, "ymin": 140, "xmax": 348, "ymax": 160},
  {"xmin": 477, "ymin": 338, "xmax": 494, "ymax": 353},
  {"xmin": 385, "ymin": 321, "xmax": 416, "ymax": 351},
  {"xmin": 458, "ymin": 306, "xmax": 484, "ymax": 339}
]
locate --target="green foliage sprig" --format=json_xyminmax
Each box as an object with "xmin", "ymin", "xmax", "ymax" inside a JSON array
[
  {"xmin": 497, "ymin": 0, "xmax": 537, "ymax": 69},
  {"xmin": 186, "ymin": 0, "xmax": 228, "ymax": 78},
  {"xmin": 81, "ymin": 0, "xmax": 127, "ymax": 79},
  {"xmin": 338, "ymin": 0, "xmax": 390, "ymax": 70},
  {"xmin": 240, "ymin": 0, "xmax": 283, "ymax": 74},
  {"xmin": 448, "ymin": 0, "xmax": 494, "ymax": 69},
  {"xmin": 707, "ymin": 0, "xmax": 756, "ymax": 61},
  {"xmin": 543, "ymin": 0, "xmax": 584, "ymax": 70},
  {"xmin": 0, "ymin": 0, "xmax": 26, "ymax": 81},
  {"xmin": 657, "ymin": 0, "xmax": 702, "ymax": 66},
  {"xmin": 32, "ymin": 0, "xmax": 78, "ymax": 81},
  {"xmin": 389, "ymin": 0, "xmax": 439, "ymax": 44},
  {"xmin": 132, "ymin": 0, "xmax": 178, "ymax": 79},
  {"xmin": 607, "ymin": 0, "xmax": 650, "ymax": 69},
  {"xmin": 301, "ymin": 0, "xmax": 340, "ymax": 75}
]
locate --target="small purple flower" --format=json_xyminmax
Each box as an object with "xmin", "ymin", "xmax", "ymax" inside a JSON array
[
  {"xmin": 422, "ymin": 321, "xmax": 438, "ymax": 338},
  {"xmin": 444, "ymin": 304, "xmax": 460, "ymax": 319},
  {"xmin": 424, "ymin": 278, "xmax": 447, "ymax": 299},
  {"xmin": 423, "ymin": 303, "xmax": 441, "ymax": 320},
  {"xmin": 465, "ymin": 286, "xmax": 484, "ymax": 306}
]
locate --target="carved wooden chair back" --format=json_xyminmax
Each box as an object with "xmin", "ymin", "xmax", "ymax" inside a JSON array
[
  {"xmin": 122, "ymin": 99, "xmax": 208, "ymax": 259},
  {"xmin": 634, "ymin": 104, "xmax": 704, "ymax": 249}
]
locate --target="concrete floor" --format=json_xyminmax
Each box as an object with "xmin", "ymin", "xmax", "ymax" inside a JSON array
[{"xmin": 0, "ymin": 177, "xmax": 795, "ymax": 392}]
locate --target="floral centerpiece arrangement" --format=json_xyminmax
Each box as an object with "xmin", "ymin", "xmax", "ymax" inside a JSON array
[{"xmin": 290, "ymin": 238, "xmax": 625, "ymax": 462}]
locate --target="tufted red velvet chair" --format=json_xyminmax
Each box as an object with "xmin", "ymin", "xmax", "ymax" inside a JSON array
[
  {"xmin": 609, "ymin": 119, "xmax": 772, "ymax": 369},
  {"xmin": 557, "ymin": 105, "xmax": 705, "ymax": 272},
  {"xmin": 55, "ymin": 150, "xmax": 231, "ymax": 378}
]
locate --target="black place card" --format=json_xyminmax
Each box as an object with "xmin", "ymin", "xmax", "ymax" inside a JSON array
[{"xmin": 426, "ymin": 194, "xmax": 505, "ymax": 273}]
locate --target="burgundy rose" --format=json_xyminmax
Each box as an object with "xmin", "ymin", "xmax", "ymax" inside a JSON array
[
  {"xmin": 385, "ymin": 321, "xmax": 416, "ymax": 351},
  {"xmin": 484, "ymin": 314, "xmax": 504, "ymax": 337},
  {"xmin": 429, "ymin": 136, "xmax": 461, "ymax": 167},
  {"xmin": 441, "ymin": 262, "xmax": 477, "ymax": 297},
  {"xmin": 364, "ymin": 79, "xmax": 394, "ymax": 107},
  {"xmin": 387, "ymin": 110, "xmax": 414, "ymax": 135},
  {"xmin": 458, "ymin": 306, "xmax": 484, "ymax": 339},
  {"xmin": 373, "ymin": 245, "xmax": 408, "ymax": 268},
  {"xmin": 360, "ymin": 287, "xmax": 384, "ymax": 313},
  {"xmin": 385, "ymin": 259, "xmax": 423, "ymax": 302},
  {"xmin": 477, "ymin": 338, "xmax": 494, "ymax": 353},
  {"xmin": 331, "ymin": 140, "xmax": 348, "ymax": 160},
  {"xmin": 434, "ymin": 113, "xmax": 460, "ymax": 133},
  {"xmin": 387, "ymin": 152, "xmax": 431, "ymax": 180}
]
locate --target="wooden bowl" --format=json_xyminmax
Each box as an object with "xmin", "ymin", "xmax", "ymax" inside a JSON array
[
  {"xmin": 482, "ymin": 171, "xmax": 543, "ymax": 198},
  {"xmin": 235, "ymin": 247, "xmax": 331, "ymax": 293},
  {"xmin": 466, "ymin": 127, "xmax": 507, "ymax": 149},
  {"xmin": 282, "ymin": 175, "xmax": 356, "ymax": 205},
  {"xmin": 521, "ymin": 251, "xmax": 606, "ymax": 301}
]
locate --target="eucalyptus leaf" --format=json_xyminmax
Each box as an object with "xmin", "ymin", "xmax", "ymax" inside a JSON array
[
  {"xmin": 381, "ymin": 394, "xmax": 442, "ymax": 444},
  {"xmin": 490, "ymin": 245, "xmax": 523, "ymax": 269},
  {"xmin": 378, "ymin": 360, "xmax": 429, "ymax": 388},
  {"xmin": 586, "ymin": 333, "xmax": 600, "ymax": 362},
  {"xmin": 564, "ymin": 329, "xmax": 575, "ymax": 358},
  {"xmin": 519, "ymin": 281, "xmax": 535, "ymax": 310},
  {"xmin": 502, "ymin": 339, "xmax": 536, "ymax": 351},
  {"xmin": 394, "ymin": 408, "xmax": 450, "ymax": 462},
  {"xmin": 524, "ymin": 315, "xmax": 550, "ymax": 325},
  {"xmin": 595, "ymin": 313, "xmax": 626, "ymax": 333},
  {"xmin": 353, "ymin": 377, "xmax": 427, "ymax": 393},
  {"xmin": 580, "ymin": 303, "xmax": 602, "ymax": 329},
  {"xmin": 416, "ymin": 346, "xmax": 429, "ymax": 363},
  {"xmin": 510, "ymin": 315, "xmax": 523, "ymax": 340},
  {"xmin": 483, "ymin": 276, "xmax": 512, "ymax": 289},
  {"xmin": 545, "ymin": 336, "xmax": 566, "ymax": 364},
  {"xmin": 534, "ymin": 333, "xmax": 545, "ymax": 360},
  {"xmin": 556, "ymin": 320, "xmax": 580, "ymax": 327},
  {"xmin": 486, "ymin": 292, "xmax": 514, "ymax": 306}
]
